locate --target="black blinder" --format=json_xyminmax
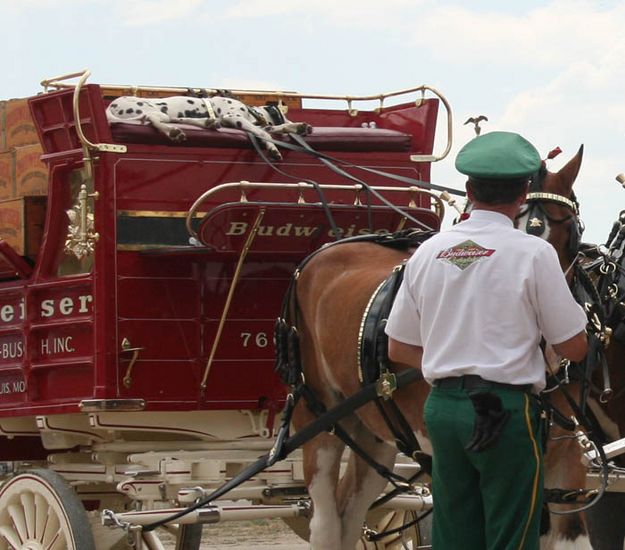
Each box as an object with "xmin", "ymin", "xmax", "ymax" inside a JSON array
[{"xmin": 525, "ymin": 205, "xmax": 546, "ymax": 237}]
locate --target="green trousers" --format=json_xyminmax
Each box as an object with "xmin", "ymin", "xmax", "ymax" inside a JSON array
[{"xmin": 424, "ymin": 384, "xmax": 544, "ymax": 550}]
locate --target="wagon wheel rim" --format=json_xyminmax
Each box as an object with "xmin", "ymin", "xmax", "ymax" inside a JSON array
[{"xmin": 0, "ymin": 470, "xmax": 95, "ymax": 550}]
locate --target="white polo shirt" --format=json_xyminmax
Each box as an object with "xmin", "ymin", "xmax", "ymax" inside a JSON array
[{"xmin": 385, "ymin": 209, "xmax": 587, "ymax": 391}]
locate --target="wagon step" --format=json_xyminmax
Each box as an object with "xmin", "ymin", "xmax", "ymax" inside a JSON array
[{"xmin": 102, "ymin": 502, "xmax": 309, "ymax": 527}]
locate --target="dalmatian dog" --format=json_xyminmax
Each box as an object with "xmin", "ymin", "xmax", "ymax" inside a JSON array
[{"xmin": 106, "ymin": 94, "xmax": 312, "ymax": 160}]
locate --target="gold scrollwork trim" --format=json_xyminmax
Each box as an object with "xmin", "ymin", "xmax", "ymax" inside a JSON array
[
  {"xmin": 118, "ymin": 210, "xmax": 208, "ymax": 219},
  {"xmin": 65, "ymin": 184, "xmax": 100, "ymax": 260}
]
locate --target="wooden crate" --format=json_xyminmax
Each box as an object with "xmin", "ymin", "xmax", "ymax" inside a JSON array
[
  {"xmin": 14, "ymin": 144, "xmax": 47, "ymax": 196},
  {"xmin": 0, "ymin": 151, "xmax": 12, "ymax": 200},
  {"xmin": 0, "ymin": 145, "xmax": 48, "ymax": 201},
  {"xmin": 0, "ymin": 196, "xmax": 47, "ymax": 258},
  {"xmin": 0, "ymin": 99, "xmax": 40, "ymax": 150}
]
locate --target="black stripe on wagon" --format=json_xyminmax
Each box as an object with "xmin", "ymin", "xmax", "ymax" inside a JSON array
[{"xmin": 117, "ymin": 215, "xmax": 200, "ymax": 247}]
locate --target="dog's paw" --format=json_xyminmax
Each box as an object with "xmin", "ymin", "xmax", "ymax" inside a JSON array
[
  {"xmin": 169, "ymin": 128, "xmax": 187, "ymax": 142},
  {"xmin": 267, "ymin": 146, "xmax": 283, "ymax": 161},
  {"xmin": 297, "ymin": 123, "xmax": 313, "ymax": 136},
  {"xmin": 205, "ymin": 119, "xmax": 221, "ymax": 130}
]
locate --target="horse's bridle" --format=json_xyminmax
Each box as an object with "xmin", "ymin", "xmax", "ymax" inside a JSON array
[
  {"xmin": 525, "ymin": 191, "xmax": 578, "ymax": 216},
  {"xmin": 518, "ymin": 169, "xmax": 583, "ymax": 261}
]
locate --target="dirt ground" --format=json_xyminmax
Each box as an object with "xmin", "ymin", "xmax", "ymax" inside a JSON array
[
  {"xmin": 91, "ymin": 516, "xmax": 308, "ymax": 549},
  {"xmin": 161, "ymin": 518, "xmax": 309, "ymax": 549}
]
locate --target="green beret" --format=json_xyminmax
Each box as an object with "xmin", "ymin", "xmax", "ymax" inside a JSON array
[{"xmin": 455, "ymin": 131, "xmax": 541, "ymax": 180}]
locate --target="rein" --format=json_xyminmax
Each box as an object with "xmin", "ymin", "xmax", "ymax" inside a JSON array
[{"xmin": 517, "ymin": 169, "xmax": 613, "ymax": 512}]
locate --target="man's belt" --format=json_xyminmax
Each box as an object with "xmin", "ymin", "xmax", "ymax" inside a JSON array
[{"xmin": 433, "ymin": 374, "xmax": 531, "ymax": 393}]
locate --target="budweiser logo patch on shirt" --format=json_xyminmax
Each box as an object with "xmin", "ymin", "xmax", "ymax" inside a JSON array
[{"xmin": 436, "ymin": 240, "xmax": 496, "ymax": 270}]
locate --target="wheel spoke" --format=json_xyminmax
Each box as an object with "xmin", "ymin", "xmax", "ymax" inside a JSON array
[
  {"xmin": 46, "ymin": 530, "xmax": 66, "ymax": 550},
  {"xmin": 7, "ymin": 503, "xmax": 27, "ymax": 544},
  {"xmin": 20, "ymin": 491, "xmax": 36, "ymax": 539},
  {"xmin": 41, "ymin": 511, "xmax": 60, "ymax": 547},
  {"xmin": 0, "ymin": 524, "xmax": 23, "ymax": 548},
  {"xmin": 35, "ymin": 492, "xmax": 48, "ymax": 541}
]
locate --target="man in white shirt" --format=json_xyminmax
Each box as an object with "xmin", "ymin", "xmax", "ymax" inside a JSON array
[{"xmin": 385, "ymin": 131, "xmax": 587, "ymax": 550}]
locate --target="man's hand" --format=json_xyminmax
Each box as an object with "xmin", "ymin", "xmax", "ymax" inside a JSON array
[{"xmin": 465, "ymin": 392, "xmax": 510, "ymax": 453}]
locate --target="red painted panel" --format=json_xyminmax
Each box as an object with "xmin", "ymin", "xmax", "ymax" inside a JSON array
[
  {"xmin": 29, "ymin": 286, "xmax": 94, "ymax": 323},
  {"xmin": 117, "ymin": 277, "xmax": 200, "ymax": 319},
  {"xmin": 0, "ymin": 84, "xmax": 442, "ymax": 416},
  {"xmin": 30, "ymin": 323, "xmax": 92, "ymax": 362},
  {"xmin": 116, "ymin": 320, "xmax": 200, "ymax": 361},
  {"xmin": 118, "ymin": 359, "xmax": 201, "ymax": 402},
  {"xmin": 0, "ymin": 291, "xmax": 25, "ymax": 328},
  {"xmin": 0, "ymin": 333, "xmax": 25, "ymax": 366},
  {"xmin": 113, "ymin": 155, "xmax": 433, "ymax": 214},
  {"xmin": 201, "ymin": 359, "xmax": 284, "ymax": 407},
  {"xmin": 203, "ymin": 276, "xmax": 291, "ymax": 320},
  {"xmin": 0, "ymin": 366, "xmax": 27, "ymax": 405},
  {"xmin": 30, "ymin": 362, "xmax": 94, "ymax": 401},
  {"xmin": 203, "ymin": 319, "xmax": 275, "ymax": 362}
]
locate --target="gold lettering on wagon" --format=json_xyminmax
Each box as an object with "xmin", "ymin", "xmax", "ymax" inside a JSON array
[{"xmin": 225, "ymin": 222, "xmax": 391, "ymax": 238}]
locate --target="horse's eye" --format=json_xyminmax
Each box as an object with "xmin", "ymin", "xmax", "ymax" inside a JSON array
[{"xmin": 517, "ymin": 204, "xmax": 529, "ymax": 217}]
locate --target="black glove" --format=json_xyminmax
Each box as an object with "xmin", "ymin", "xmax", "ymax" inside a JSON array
[{"xmin": 464, "ymin": 392, "xmax": 510, "ymax": 453}]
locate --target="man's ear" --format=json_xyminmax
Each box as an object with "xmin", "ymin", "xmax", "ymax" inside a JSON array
[
  {"xmin": 465, "ymin": 180, "xmax": 474, "ymax": 202},
  {"xmin": 516, "ymin": 181, "xmax": 530, "ymax": 208}
]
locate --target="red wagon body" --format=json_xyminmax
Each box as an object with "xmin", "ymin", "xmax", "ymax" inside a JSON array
[
  {"xmin": 0, "ymin": 80, "xmax": 442, "ymax": 418},
  {"xmin": 0, "ymin": 72, "xmax": 450, "ymax": 548}
]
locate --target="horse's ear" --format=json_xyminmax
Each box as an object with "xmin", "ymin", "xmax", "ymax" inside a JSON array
[{"xmin": 557, "ymin": 144, "xmax": 584, "ymax": 188}]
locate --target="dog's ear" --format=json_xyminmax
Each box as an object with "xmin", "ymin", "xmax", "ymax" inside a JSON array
[
  {"xmin": 185, "ymin": 88, "xmax": 211, "ymax": 98},
  {"xmin": 214, "ymin": 89, "xmax": 238, "ymax": 100}
]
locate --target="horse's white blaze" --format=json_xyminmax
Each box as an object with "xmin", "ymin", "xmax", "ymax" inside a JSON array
[
  {"xmin": 309, "ymin": 447, "xmax": 341, "ymax": 550},
  {"xmin": 516, "ymin": 211, "xmax": 552, "ymax": 242}
]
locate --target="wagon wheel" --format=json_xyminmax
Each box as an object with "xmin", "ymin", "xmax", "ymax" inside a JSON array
[
  {"xmin": 282, "ymin": 507, "xmax": 430, "ymax": 549},
  {"xmin": 0, "ymin": 468, "xmax": 96, "ymax": 550},
  {"xmin": 358, "ymin": 508, "xmax": 431, "ymax": 549}
]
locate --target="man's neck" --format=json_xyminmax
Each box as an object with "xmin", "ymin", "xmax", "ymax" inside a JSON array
[{"xmin": 471, "ymin": 202, "xmax": 519, "ymax": 222}]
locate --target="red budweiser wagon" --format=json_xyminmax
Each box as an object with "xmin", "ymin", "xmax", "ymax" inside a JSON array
[{"xmin": 0, "ymin": 70, "xmax": 456, "ymax": 549}]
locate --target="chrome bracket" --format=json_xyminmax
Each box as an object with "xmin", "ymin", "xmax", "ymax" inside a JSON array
[{"xmin": 95, "ymin": 143, "xmax": 127, "ymax": 153}]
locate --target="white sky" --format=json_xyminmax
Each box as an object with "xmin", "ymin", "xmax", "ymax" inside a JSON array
[{"xmin": 2, "ymin": 0, "xmax": 625, "ymax": 242}]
